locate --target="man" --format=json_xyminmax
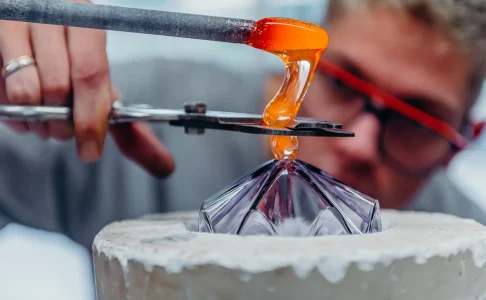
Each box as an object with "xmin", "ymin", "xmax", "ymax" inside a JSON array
[
  {"xmin": 265, "ymin": 0, "xmax": 486, "ymax": 215},
  {"xmin": 0, "ymin": 0, "xmax": 486, "ymax": 251}
]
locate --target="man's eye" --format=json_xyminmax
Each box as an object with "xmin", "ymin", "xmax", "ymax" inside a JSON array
[
  {"xmin": 328, "ymin": 77, "xmax": 348, "ymax": 90},
  {"xmin": 327, "ymin": 76, "xmax": 356, "ymax": 99}
]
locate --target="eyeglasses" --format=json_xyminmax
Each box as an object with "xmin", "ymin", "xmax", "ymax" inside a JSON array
[{"xmin": 304, "ymin": 59, "xmax": 482, "ymax": 177}]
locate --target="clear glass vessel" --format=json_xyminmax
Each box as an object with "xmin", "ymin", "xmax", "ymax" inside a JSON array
[{"xmin": 198, "ymin": 159, "xmax": 382, "ymax": 237}]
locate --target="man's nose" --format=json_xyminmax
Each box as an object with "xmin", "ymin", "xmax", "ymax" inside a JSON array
[{"xmin": 334, "ymin": 112, "xmax": 381, "ymax": 165}]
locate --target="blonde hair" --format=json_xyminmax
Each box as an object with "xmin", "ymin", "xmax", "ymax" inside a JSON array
[{"xmin": 325, "ymin": 0, "xmax": 486, "ymax": 100}]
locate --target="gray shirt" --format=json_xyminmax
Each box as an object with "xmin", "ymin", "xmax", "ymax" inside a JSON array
[{"xmin": 0, "ymin": 58, "xmax": 484, "ymax": 250}]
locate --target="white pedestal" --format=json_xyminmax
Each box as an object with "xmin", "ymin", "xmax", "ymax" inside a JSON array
[{"xmin": 93, "ymin": 210, "xmax": 486, "ymax": 300}]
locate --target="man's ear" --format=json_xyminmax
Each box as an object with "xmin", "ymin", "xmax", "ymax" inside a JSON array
[
  {"xmin": 262, "ymin": 72, "xmax": 284, "ymax": 108},
  {"xmin": 443, "ymin": 120, "xmax": 484, "ymax": 167}
]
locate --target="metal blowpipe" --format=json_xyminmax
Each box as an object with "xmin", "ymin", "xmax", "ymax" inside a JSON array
[{"xmin": 0, "ymin": 0, "xmax": 256, "ymax": 44}]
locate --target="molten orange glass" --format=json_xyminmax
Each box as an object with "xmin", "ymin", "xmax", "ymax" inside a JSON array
[
  {"xmin": 248, "ymin": 17, "xmax": 329, "ymax": 53},
  {"xmin": 247, "ymin": 17, "xmax": 329, "ymax": 160},
  {"xmin": 269, "ymin": 135, "xmax": 299, "ymax": 160}
]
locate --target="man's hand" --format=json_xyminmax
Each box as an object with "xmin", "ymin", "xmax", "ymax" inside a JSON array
[{"xmin": 0, "ymin": 0, "xmax": 174, "ymax": 178}]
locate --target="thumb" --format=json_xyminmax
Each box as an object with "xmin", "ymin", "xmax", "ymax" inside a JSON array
[
  {"xmin": 111, "ymin": 122, "xmax": 175, "ymax": 178},
  {"xmin": 109, "ymin": 86, "xmax": 175, "ymax": 178}
]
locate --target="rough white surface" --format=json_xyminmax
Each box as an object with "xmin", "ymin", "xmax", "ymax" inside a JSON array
[{"xmin": 93, "ymin": 210, "xmax": 486, "ymax": 300}]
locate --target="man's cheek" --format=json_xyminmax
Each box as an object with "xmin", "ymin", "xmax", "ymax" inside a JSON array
[
  {"xmin": 298, "ymin": 138, "xmax": 335, "ymax": 167},
  {"xmin": 380, "ymin": 166, "xmax": 422, "ymax": 206}
]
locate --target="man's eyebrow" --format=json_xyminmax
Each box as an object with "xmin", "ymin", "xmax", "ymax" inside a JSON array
[
  {"xmin": 323, "ymin": 53, "xmax": 457, "ymax": 123},
  {"xmin": 324, "ymin": 53, "xmax": 373, "ymax": 82}
]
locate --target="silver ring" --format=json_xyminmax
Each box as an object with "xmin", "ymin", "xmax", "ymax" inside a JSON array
[{"xmin": 2, "ymin": 55, "xmax": 36, "ymax": 78}]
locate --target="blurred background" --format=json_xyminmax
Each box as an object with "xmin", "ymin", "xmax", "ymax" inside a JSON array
[{"xmin": 0, "ymin": 0, "xmax": 485, "ymax": 299}]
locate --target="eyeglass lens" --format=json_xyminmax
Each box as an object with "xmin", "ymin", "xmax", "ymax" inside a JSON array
[{"xmin": 303, "ymin": 69, "xmax": 452, "ymax": 173}]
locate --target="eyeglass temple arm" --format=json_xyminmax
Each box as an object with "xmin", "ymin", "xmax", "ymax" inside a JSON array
[{"xmin": 472, "ymin": 121, "xmax": 485, "ymax": 140}]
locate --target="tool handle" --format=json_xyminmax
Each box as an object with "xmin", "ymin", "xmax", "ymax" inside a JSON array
[
  {"xmin": 0, "ymin": 0, "xmax": 256, "ymax": 44},
  {"xmin": 0, "ymin": 101, "xmax": 183, "ymax": 124}
]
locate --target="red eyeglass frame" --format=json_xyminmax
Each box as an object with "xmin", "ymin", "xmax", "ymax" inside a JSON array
[{"xmin": 315, "ymin": 59, "xmax": 485, "ymax": 158}]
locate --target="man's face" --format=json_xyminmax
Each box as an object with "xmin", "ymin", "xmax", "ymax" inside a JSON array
[{"xmin": 264, "ymin": 8, "xmax": 473, "ymax": 208}]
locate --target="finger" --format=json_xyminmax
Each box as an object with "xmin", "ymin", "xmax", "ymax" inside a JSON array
[
  {"xmin": 111, "ymin": 122, "xmax": 175, "ymax": 178},
  {"xmin": 0, "ymin": 22, "xmax": 46, "ymax": 136},
  {"xmin": 31, "ymin": 23, "xmax": 73, "ymax": 140},
  {"xmin": 0, "ymin": 57, "xmax": 28, "ymax": 132},
  {"xmin": 67, "ymin": 3, "xmax": 112, "ymax": 162}
]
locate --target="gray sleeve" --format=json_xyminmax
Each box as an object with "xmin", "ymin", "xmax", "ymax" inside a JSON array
[
  {"xmin": 0, "ymin": 126, "xmax": 61, "ymax": 233},
  {"xmin": 0, "ymin": 124, "xmax": 163, "ymax": 249},
  {"xmin": 50, "ymin": 134, "xmax": 164, "ymax": 249}
]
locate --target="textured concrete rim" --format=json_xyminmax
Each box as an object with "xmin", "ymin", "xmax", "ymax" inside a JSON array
[{"xmin": 93, "ymin": 209, "xmax": 486, "ymax": 282}]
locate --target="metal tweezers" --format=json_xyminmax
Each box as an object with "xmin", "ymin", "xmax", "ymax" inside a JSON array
[{"xmin": 0, "ymin": 101, "xmax": 354, "ymax": 137}]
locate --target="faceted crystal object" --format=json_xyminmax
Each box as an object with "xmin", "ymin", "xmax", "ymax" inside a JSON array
[{"xmin": 198, "ymin": 159, "xmax": 382, "ymax": 237}]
